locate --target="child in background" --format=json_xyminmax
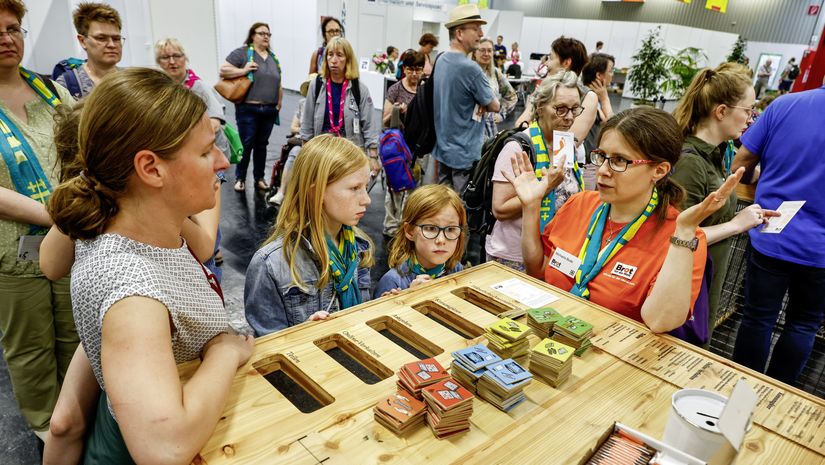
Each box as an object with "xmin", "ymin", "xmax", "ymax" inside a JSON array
[
  {"xmin": 245, "ymin": 135, "xmax": 374, "ymax": 336},
  {"xmin": 374, "ymin": 185, "xmax": 467, "ymax": 297}
]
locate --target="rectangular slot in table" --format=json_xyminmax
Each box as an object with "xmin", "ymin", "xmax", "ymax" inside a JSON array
[
  {"xmin": 253, "ymin": 354, "xmax": 335, "ymax": 414},
  {"xmin": 411, "ymin": 300, "xmax": 484, "ymax": 339},
  {"xmin": 314, "ymin": 333, "xmax": 393, "ymax": 384},
  {"xmin": 366, "ymin": 316, "xmax": 443, "ymax": 359}
]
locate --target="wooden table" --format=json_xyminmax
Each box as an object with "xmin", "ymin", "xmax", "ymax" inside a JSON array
[{"xmin": 179, "ymin": 262, "xmax": 825, "ymax": 464}]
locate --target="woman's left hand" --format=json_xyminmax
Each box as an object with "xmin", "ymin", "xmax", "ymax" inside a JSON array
[
  {"xmin": 369, "ymin": 157, "xmax": 382, "ymax": 175},
  {"xmin": 731, "ymin": 203, "xmax": 780, "ymax": 232},
  {"xmin": 676, "ymin": 167, "xmax": 744, "ymax": 230}
]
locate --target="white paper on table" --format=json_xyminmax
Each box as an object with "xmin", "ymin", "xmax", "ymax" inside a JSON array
[
  {"xmin": 490, "ymin": 278, "xmax": 560, "ymax": 308},
  {"xmin": 553, "ymin": 130, "xmax": 575, "ymax": 169},
  {"xmin": 760, "ymin": 200, "xmax": 805, "ymax": 234}
]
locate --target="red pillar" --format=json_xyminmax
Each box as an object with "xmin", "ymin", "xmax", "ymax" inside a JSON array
[{"xmin": 795, "ymin": 22, "xmax": 825, "ymax": 92}]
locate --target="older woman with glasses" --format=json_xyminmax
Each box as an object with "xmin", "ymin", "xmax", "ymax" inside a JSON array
[
  {"xmin": 671, "ymin": 67, "xmax": 778, "ymax": 343},
  {"xmin": 471, "ymin": 37, "xmax": 517, "ymax": 141},
  {"xmin": 220, "ymin": 22, "xmax": 283, "ymax": 192},
  {"xmin": 54, "ymin": 2, "xmax": 123, "ymax": 99},
  {"xmin": 310, "ymin": 16, "xmax": 343, "ymax": 74},
  {"xmin": 484, "ymin": 71, "xmax": 583, "ymax": 271},
  {"xmin": 506, "ymin": 106, "xmax": 728, "ymax": 334}
]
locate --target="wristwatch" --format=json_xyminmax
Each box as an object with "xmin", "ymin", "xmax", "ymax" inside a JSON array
[{"xmin": 670, "ymin": 235, "xmax": 699, "ymax": 251}]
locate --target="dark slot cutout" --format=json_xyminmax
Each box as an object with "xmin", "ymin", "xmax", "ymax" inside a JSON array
[
  {"xmin": 411, "ymin": 301, "xmax": 484, "ymax": 339},
  {"xmin": 366, "ymin": 316, "xmax": 443, "ymax": 359},
  {"xmin": 253, "ymin": 354, "xmax": 334, "ymax": 414},
  {"xmin": 451, "ymin": 286, "xmax": 514, "ymax": 316},
  {"xmin": 314, "ymin": 334, "xmax": 393, "ymax": 384}
]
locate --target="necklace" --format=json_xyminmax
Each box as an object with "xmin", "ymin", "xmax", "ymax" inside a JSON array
[{"xmin": 603, "ymin": 218, "xmax": 618, "ymax": 245}]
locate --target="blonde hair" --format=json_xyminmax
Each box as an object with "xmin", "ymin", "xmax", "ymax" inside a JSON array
[
  {"xmin": 266, "ymin": 135, "xmax": 373, "ymax": 290},
  {"xmin": 154, "ymin": 38, "xmax": 186, "ymax": 65},
  {"xmin": 48, "ymin": 68, "xmax": 206, "ymax": 240},
  {"xmin": 531, "ymin": 70, "xmax": 581, "ymax": 121},
  {"xmin": 673, "ymin": 68, "xmax": 752, "ymax": 136},
  {"xmin": 715, "ymin": 61, "xmax": 754, "ymax": 79},
  {"xmin": 387, "ymin": 185, "xmax": 467, "ymax": 271},
  {"xmin": 321, "ymin": 37, "xmax": 360, "ymax": 80}
]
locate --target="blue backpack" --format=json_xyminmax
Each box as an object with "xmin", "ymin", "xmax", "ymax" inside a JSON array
[
  {"xmin": 379, "ymin": 129, "xmax": 416, "ymax": 192},
  {"xmin": 51, "ymin": 58, "xmax": 86, "ymax": 99}
]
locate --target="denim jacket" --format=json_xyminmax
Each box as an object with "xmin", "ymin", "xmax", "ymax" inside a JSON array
[
  {"xmin": 300, "ymin": 77, "xmax": 379, "ymax": 150},
  {"xmin": 244, "ymin": 235, "xmax": 372, "ymax": 337}
]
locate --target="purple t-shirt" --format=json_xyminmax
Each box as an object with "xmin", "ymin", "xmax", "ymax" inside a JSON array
[{"xmin": 740, "ymin": 84, "xmax": 825, "ymax": 267}]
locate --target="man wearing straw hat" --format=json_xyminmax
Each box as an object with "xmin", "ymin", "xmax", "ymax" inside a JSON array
[{"xmin": 432, "ymin": 3, "xmax": 500, "ymax": 194}]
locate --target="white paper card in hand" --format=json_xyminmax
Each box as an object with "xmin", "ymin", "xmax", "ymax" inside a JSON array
[
  {"xmin": 472, "ymin": 104, "xmax": 482, "ymax": 122},
  {"xmin": 552, "ymin": 130, "xmax": 575, "ymax": 168},
  {"xmin": 760, "ymin": 200, "xmax": 805, "ymax": 234},
  {"xmin": 490, "ymin": 278, "xmax": 559, "ymax": 307},
  {"xmin": 718, "ymin": 379, "xmax": 757, "ymax": 451}
]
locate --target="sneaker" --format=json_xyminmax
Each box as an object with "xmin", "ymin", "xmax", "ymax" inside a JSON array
[
  {"xmin": 233, "ymin": 180, "xmax": 245, "ymax": 192},
  {"xmin": 269, "ymin": 191, "xmax": 284, "ymax": 206}
]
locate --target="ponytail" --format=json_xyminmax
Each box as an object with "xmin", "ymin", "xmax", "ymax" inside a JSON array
[
  {"xmin": 49, "ymin": 174, "xmax": 119, "ymax": 240},
  {"xmin": 655, "ymin": 177, "xmax": 685, "ymax": 221},
  {"xmin": 673, "ymin": 67, "xmax": 752, "ymax": 136}
]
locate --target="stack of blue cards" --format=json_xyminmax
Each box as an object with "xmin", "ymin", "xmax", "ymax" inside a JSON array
[
  {"xmin": 450, "ymin": 345, "xmax": 502, "ymax": 393},
  {"xmin": 476, "ymin": 358, "xmax": 532, "ymax": 412}
]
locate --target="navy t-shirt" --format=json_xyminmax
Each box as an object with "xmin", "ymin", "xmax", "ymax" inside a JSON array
[
  {"xmin": 322, "ymin": 81, "xmax": 344, "ymax": 134},
  {"xmin": 741, "ymin": 85, "xmax": 825, "ymax": 267}
]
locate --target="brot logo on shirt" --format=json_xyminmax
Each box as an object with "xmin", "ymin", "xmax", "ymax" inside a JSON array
[{"xmin": 610, "ymin": 262, "xmax": 637, "ymax": 281}]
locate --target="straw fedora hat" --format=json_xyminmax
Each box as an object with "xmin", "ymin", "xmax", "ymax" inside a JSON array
[
  {"xmin": 300, "ymin": 73, "xmax": 317, "ymax": 97},
  {"xmin": 444, "ymin": 4, "xmax": 487, "ymax": 29}
]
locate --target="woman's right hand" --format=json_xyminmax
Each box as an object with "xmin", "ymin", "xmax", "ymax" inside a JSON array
[
  {"xmin": 501, "ymin": 150, "xmax": 563, "ymax": 207},
  {"xmin": 243, "ymin": 61, "xmax": 259, "ymax": 73},
  {"xmin": 202, "ymin": 332, "xmax": 255, "ymax": 368}
]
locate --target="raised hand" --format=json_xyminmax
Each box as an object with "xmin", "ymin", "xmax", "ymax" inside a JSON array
[
  {"xmin": 677, "ymin": 167, "xmax": 745, "ymax": 230},
  {"xmin": 501, "ymin": 150, "xmax": 563, "ymax": 207}
]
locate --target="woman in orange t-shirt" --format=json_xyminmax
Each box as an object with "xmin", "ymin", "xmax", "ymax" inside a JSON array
[{"xmin": 505, "ymin": 107, "xmax": 744, "ymax": 333}]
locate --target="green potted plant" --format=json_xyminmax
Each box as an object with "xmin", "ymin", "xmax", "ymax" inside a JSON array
[
  {"xmin": 661, "ymin": 47, "xmax": 708, "ymax": 100},
  {"xmin": 627, "ymin": 26, "xmax": 668, "ymax": 106},
  {"xmin": 727, "ymin": 35, "xmax": 748, "ymax": 64}
]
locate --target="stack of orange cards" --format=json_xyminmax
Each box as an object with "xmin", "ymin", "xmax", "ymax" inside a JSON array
[
  {"xmin": 397, "ymin": 357, "xmax": 450, "ymax": 398},
  {"xmin": 421, "ymin": 378, "xmax": 475, "ymax": 439},
  {"xmin": 373, "ymin": 389, "xmax": 427, "ymax": 436}
]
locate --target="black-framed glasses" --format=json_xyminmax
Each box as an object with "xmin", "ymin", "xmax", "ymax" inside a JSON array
[
  {"xmin": 0, "ymin": 26, "xmax": 26, "ymax": 40},
  {"xmin": 590, "ymin": 149, "xmax": 657, "ymax": 173},
  {"xmin": 325, "ymin": 28, "xmax": 342, "ymax": 36},
  {"xmin": 255, "ymin": 31, "xmax": 272, "ymax": 37},
  {"xmin": 417, "ymin": 224, "xmax": 464, "ymax": 241},
  {"xmin": 87, "ymin": 34, "xmax": 125, "ymax": 45},
  {"xmin": 553, "ymin": 105, "xmax": 584, "ymax": 117}
]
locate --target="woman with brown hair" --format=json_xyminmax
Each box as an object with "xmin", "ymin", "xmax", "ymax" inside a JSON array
[
  {"xmin": 507, "ymin": 107, "xmax": 735, "ymax": 333},
  {"xmin": 671, "ymin": 68, "xmax": 778, "ymax": 342},
  {"xmin": 46, "ymin": 68, "xmax": 253, "ymax": 463},
  {"xmin": 418, "ymin": 32, "xmax": 439, "ymax": 76},
  {"xmin": 220, "ymin": 22, "xmax": 283, "ymax": 192}
]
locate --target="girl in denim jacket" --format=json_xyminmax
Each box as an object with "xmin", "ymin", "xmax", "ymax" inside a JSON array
[{"xmin": 244, "ymin": 135, "xmax": 374, "ymax": 336}]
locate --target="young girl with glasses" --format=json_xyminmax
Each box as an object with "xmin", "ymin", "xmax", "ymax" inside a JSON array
[
  {"xmin": 244, "ymin": 135, "xmax": 374, "ymax": 337},
  {"xmin": 374, "ymin": 185, "xmax": 467, "ymax": 297},
  {"xmin": 506, "ymin": 107, "xmax": 732, "ymax": 333}
]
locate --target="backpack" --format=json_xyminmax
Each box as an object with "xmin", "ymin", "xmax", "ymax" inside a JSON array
[
  {"xmin": 788, "ymin": 64, "xmax": 800, "ymax": 80},
  {"xmin": 379, "ymin": 129, "xmax": 416, "ymax": 192},
  {"xmin": 403, "ymin": 52, "xmax": 441, "ymax": 159},
  {"xmin": 51, "ymin": 58, "xmax": 85, "ymax": 99},
  {"xmin": 462, "ymin": 123, "xmax": 532, "ymax": 235},
  {"xmin": 313, "ymin": 75, "xmax": 361, "ymax": 108}
]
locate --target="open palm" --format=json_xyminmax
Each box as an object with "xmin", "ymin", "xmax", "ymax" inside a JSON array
[
  {"xmin": 677, "ymin": 167, "xmax": 745, "ymax": 229},
  {"xmin": 502, "ymin": 150, "xmax": 560, "ymax": 206}
]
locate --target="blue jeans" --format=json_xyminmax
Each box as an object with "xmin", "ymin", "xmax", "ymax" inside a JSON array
[
  {"xmin": 235, "ymin": 103, "xmax": 279, "ymax": 182},
  {"xmin": 732, "ymin": 245, "xmax": 825, "ymax": 385}
]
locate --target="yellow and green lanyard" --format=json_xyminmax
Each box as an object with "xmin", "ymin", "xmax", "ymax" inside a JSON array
[
  {"xmin": 529, "ymin": 121, "xmax": 585, "ymax": 231},
  {"xmin": 569, "ymin": 189, "xmax": 659, "ymax": 299}
]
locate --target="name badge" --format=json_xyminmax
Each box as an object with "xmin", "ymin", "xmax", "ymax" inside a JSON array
[
  {"xmin": 353, "ymin": 117, "xmax": 361, "ymax": 135},
  {"xmin": 548, "ymin": 248, "xmax": 581, "ymax": 278},
  {"xmin": 610, "ymin": 261, "xmax": 637, "ymax": 281},
  {"xmin": 18, "ymin": 235, "xmax": 45, "ymax": 262}
]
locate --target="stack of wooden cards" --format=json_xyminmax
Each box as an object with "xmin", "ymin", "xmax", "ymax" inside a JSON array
[
  {"xmin": 551, "ymin": 316, "xmax": 593, "ymax": 356},
  {"xmin": 476, "ymin": 359, "xmax": 532, "ymax": 412},
  {"xmin": 526, "ymin": 307, "xmax": 564, "ymax": 337},
  {"xmin": 421, "ymin": 378, "xmax": 475, "ymax": 439},
  {"xmin": 397, "ymin": 357, "xmax": 450, "ymax": 398},
  {"xmin": 450, "ymin": 344, "xmax": 502, "ymax": 393},
  {"xmin": 485, "ymin": 318, "xmax": 533, "ymax": 363},
  {"xmin": 373, "ymin": 389, "xmax": 427, "ymax": 436},
  {"xmin": 530, "ymin": 338, "xmax": 574, "ymax": 388}
]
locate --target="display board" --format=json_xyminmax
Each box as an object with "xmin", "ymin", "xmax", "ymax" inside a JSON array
[{"xmin": 178, "ymin": 262, "xmax": 825, "ymax": 464}]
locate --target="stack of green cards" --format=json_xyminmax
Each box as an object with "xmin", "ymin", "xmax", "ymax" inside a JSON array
[
  {"xmin": 530, "ymin": 338, "xmax": 574, "ymax": 388},
  {"xmin": 450, "ymin": 344, "xmax": 502, "ymax": 393},
  {"xmin": 476, "ymin": 358, "xmax": 532, "ymax": 412},
  {"xmin": 485, "ymin": 318, "xmax": 533, "ymax": 363},
  {"xmin": 526, "ymin": 307, "xmax": 564, "ymax": 337},
  {"xmin": 551, "ymin": 316, "xmax": 593, "ymax": 356}
]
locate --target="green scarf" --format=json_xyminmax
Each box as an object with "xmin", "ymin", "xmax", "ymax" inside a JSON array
[{"xmin": 326, "ymin": 226, "xmax": 361, "ymax": 309}]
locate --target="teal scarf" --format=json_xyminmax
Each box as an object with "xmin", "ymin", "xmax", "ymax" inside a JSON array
[
  {"xmin": 570, "ymin": 189, "xmax": 659, "ymax": 299},
  {"xmin": 529, "ymin": 121, "xmax": 584, "ymax": 232},
  {"xmin": 326, "ymin": 226, "xmax": 362, "ymax": 309},
  {"xmin": 407, "ymin": 256, "xmax": 445, "ymax": 278},
  {"xmin": 0, "ymin": 67, "xmax": 61, "ymax": 234},
  {"xmin": 246, "ymin": 45, "xmax": 281, "ymax": 81}
]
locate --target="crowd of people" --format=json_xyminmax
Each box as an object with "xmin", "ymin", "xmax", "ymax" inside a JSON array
[{"xmin": 0, "ymin": 0, "xmax": 823, "ymax": 463}]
